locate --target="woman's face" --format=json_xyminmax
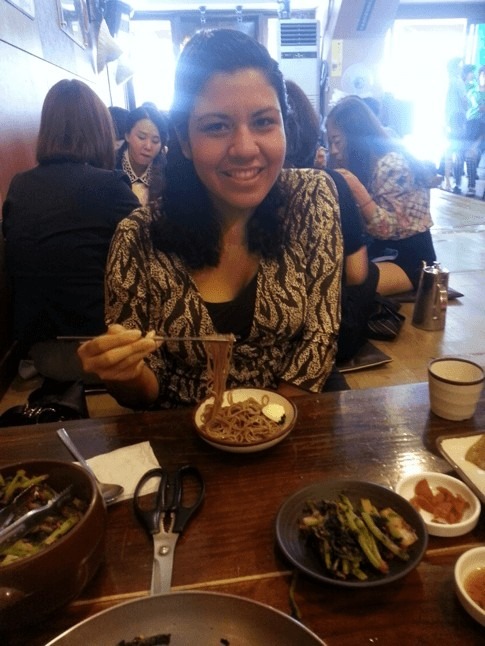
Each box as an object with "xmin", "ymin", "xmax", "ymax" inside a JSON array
[
  {"xmin": 179, "ymin": 68, "xmax": 286, "ymax": 220},
  {"xmin": 326, "ymin": 122, "xmax": 347, "ymax": 168},
  {"xmin": 125, "ymin": 118, "xmax": 162, "ymax": 175}
]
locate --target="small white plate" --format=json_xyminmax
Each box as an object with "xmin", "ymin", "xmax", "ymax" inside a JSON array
[
  {"xmin": 437, "ymin": 432, "xmax": 485, "ymax": 502},
  {"xmin": 455, "ymin": 546, "xmax": 485, "ymax": 627},
  {"xmin": 193, "ymin": 388, "xmax": 297, "ymax": 454},
  {"xmin": 395, "ymin": 472, "xmax": 480, "ymax": 537}
]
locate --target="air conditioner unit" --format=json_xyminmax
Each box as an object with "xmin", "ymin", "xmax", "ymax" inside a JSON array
[{"xmin": 277, "ymin": 19, "xmax": 321, "ymax": 115}]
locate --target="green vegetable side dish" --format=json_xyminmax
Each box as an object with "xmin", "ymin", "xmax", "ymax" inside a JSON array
[
  {"xmin": 299, "ymin": 495, "xmax": 419, "ymax": 581},
  {"xmin": 0, "ymin": 469, "xmax": 87, "ymax": 566}
]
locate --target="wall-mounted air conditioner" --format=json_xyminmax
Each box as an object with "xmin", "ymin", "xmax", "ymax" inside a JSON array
[{"xmin": 277, "ymin": 19, "xmax": 321, "ymax": 115}]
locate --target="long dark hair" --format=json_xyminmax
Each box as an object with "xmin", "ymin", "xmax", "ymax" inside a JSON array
[
  {"xmin": 116, "ymin": 105, "xmax": 169, "ymax": 158},
  {"xmin": 284, "ymin": 79, "xmax": 320, "ymax": 169},
  {"xmin": 152, "ymin": 28, "xmax": 288, "ymax": 270},
  {"xmin": 326, "ymin": 95, "xmax": 433, "ymax": 188},
  {"xmin": 116, "ymin": 105, "xmax": 169, "ymax": 202},
  {"xmin": 36, "ymin": 79, "xmax": 115, "ymax": 170}
]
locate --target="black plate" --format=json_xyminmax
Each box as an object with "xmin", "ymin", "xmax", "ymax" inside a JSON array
[{"xmin": 276, "ymin": 479, "xmax": 428, "ymax": 588}]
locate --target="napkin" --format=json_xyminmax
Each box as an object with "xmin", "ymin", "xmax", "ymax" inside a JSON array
[{"xmin": 86, "ymin": 441, "xmax": 160, "ymax": 502}]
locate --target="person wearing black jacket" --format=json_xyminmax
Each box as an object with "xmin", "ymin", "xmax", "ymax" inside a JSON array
[{"xmin": 2, "ymin": 79, "xmax": 140, "ymax": 380}]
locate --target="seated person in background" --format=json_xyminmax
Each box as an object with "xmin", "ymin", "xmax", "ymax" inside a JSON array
[
  {"xmin": 108, "ymin": 105, "xmax": 130, "ymax": 150},
  {"xmin": 2, "ymin": 79, "xmax": 140, "ymax": 381},
  {"xmin": 326, "ymin": 95, "xmax": 437, "ymax": 295},
  {"xmin": 78, "ymin": 28, "xmax": 344, "ymax": 410},
  {"xmin": 284, "ymin": 79, "xmax": 378, "ymax": 361},
  {"xmin": 362, "ymin": 96, "xmax": 400, "ymax": 139},
  {"xmin": 116, "ymin": 105, "xmax": 169, "ymax": 206}
]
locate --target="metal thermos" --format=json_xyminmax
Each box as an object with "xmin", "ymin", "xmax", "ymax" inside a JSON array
[{"xmin": 412, "ymin": 261, "xmax": 449, "ymax": 331}]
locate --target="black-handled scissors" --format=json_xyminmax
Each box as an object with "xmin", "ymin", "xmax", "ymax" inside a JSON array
[{"xmin": 133, "ymin": 465, "xmax": 204, "ymax": 595}]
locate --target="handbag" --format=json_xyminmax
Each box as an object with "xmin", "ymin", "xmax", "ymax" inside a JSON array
[
  {"xmin": 366, "ymin": 295, "xmax": 405, "ymax": 341},
  {"xmin": 0, "ymin": 379, "xmax": 88, "ymax": 427}
]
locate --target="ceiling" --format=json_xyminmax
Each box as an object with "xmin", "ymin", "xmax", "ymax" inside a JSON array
[
  {"xmin": 132, "ymin": 0, "xmax": 318, "ymax": 11},
  {"xmin": 132, "ymin": 0, "xmax": 484, "ymax": 10}
]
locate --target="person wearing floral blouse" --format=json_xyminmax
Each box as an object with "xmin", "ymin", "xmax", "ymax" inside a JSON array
[{"xmin": 326, "ymin": 95, "xmax": 437, "ymax": 295}]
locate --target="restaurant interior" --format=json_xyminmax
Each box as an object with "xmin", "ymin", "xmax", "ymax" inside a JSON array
[{"xmin": 0, "ymin": 1, "xmax": 485, "ymax": 645}]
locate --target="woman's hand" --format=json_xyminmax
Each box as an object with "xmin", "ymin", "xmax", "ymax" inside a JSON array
[
  {"xmin": 78, "ymin": 325, "xmax": 162, "ymax": 409},
  {"xmin": 78, "ymin": 324, "xmax": 159, "ymax": 382}
]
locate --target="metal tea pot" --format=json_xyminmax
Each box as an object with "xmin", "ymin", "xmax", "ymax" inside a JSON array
[{"xmin": 412, "ymin": 261, "xmax": 449, "ymax": 331}]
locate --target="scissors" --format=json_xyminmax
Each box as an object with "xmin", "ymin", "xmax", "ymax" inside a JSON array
[{"xmin": 133, "ymin": 465, "xmax": 205, "ymax": 595}]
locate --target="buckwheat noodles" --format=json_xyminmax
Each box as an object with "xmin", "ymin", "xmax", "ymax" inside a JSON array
[{"xmin": 201, "ymin": 336, "xmax": 283, "ymax": 444}]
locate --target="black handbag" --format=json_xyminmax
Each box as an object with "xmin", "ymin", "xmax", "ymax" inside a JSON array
[
  {"xmin": 0, "ymin": 379, "xmax": 88, "ymax": 427},
  {"xmin": 366, "ymin": 295, "xmax": 405, "ymax": 341}
]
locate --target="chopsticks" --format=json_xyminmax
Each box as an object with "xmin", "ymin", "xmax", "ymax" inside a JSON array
[{"xmin": 57, "ymin": 334, "xmax": 237, "ymax": 343}]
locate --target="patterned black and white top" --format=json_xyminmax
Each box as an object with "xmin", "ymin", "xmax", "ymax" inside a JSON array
[
  {"xmin": 120, "ymin": 150, "xmax": 152, "ymax": 206},
  {"xmin": 105, "ymin": 168, "xmax": 343, "ymax": 408}
]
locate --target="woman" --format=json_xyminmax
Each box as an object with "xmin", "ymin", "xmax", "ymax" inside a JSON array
[
  {"xmin": 116, "ymin": 105, "xmax": 168, "ymax": 205},
  {"xmin": 2, "ymin": 79, "xmax": 140, "ymax": 380},
  {"xmin": 284, "ymin": 78, "xmax": 376, "ymax": 361},
  {"xmin": 78, "ymin": 28, "xmax": 343, "ymax": 410},
  {"xmin": 326, "ymin": 95, "xmax": 437, "ymax": 295}
]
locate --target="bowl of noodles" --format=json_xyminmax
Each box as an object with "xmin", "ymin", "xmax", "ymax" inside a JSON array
[{"xmin": 193, "ymin": 388, "xmax": 297, "ymax": 453}]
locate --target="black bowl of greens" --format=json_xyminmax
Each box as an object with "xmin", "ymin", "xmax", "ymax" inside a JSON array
[{"xmin": 276, "ymin": 479, "xmax": 428, "ymax": 588}]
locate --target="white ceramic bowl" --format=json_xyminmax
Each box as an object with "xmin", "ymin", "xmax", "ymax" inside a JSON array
[
  {"xmin": 193, "ymin": 388, "xmax": 297, "ymax": 453},
  {"xmin": 428, "ymin": 357, "xmax": 484, "ymax": 421},
  {"xmin": 455, "ymin": 547, "xmax": 485, "ymax": 627},
  {"xmin": 395, "ymin": 472, "xmax": 480, "ymax": 537}
]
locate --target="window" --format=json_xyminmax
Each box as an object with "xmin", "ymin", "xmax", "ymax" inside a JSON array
[
  {"xmin": 381, "ymin": 19, "xmax": 468, "ymax": 163},
  {"xmin": 130, "ymin": 19, "xmax": 176, "ymax": 111}
]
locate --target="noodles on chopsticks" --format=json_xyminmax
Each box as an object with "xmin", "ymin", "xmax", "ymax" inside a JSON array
[
  {"xmin": 200, "ymin": 335, "xmax": 284, "ymax": 444},
  {"xmin": 204, "ymin": 336, "xmax": 235, "ymax": 420}
]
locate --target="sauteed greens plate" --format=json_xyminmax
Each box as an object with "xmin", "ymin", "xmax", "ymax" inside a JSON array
[{"xmin": 276, "ymin": 479, "xmax": 428, "ymax": 588}]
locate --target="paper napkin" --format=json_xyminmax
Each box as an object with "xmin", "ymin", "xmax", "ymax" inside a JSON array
[{"xmin": 86, "ymin": 441, "xmax": 160, "ymax": 502}]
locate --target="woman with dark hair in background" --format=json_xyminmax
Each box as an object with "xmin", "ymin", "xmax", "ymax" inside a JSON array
[
  {"xmin": 116, "ymin": 105, "xmax": 169, "ymax": 206},
  {"xmin": 284, "ymin": 79, "xmax": 377, "ymax": 361},
  {"xmin": 78, "ymin": 28, "xmax": 344, "ymax": 410},
  {"xmin": 326, "ymin": 95, "xmax": 437, "ymax": 295},
  {"xmin": 2, "ymin": 79, "xmax": 140, "ymax": 380},
  {"xmin": 108, "ymin": 105, "xmax": 130, "ymax": 150}
]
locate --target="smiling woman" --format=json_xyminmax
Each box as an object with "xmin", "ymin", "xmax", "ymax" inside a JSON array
[{"xmin": 77, "ymin": 28, "xmax": 345, "ymax": 410}]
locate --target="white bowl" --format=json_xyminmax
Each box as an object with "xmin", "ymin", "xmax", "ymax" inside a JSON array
[
  {"xmin": 193, "ymin": 388, "xmax": 297, "ymax": 453},
  {"xmin": 455, "ymin": 547, "xmax": 485, "ymax": 627},
  {"xmin": 395, "ymin": 472, "xmax": 480, "ymax": 537}
]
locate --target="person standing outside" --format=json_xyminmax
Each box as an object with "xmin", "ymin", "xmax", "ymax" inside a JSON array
[
  {"xmin": 464, "ymin": 64, "xmax": 485, "ymax": 197},
  {"xmin": 443, "ymin": 57, "xmax": 468, "ymax": 194}
]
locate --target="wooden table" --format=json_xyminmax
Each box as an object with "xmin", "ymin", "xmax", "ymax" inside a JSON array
[{"xmin": 1, "ymin": 382, "xmax": 484, "ymax": 645}]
